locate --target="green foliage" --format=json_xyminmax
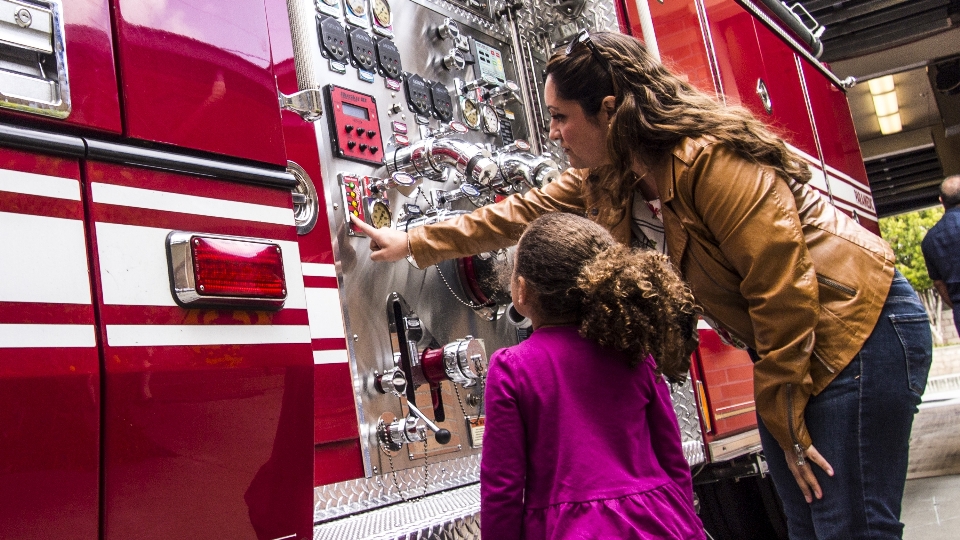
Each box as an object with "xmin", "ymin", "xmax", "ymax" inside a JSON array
[{"xmin": 879, "ymin": 206, "xmax": 944, "ymax": 292}]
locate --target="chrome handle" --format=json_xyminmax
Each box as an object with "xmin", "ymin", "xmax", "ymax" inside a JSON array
[
  {"xmin": 0, "ymin": 0, "xmax": 70, "ymax": 118},
  {"xmin": 279, "ymin": 88, "xmax": 323, "ymax": 121},
  {"xmin": 756, "ymin": 78, "xmax": 773, "ymax": 114}
]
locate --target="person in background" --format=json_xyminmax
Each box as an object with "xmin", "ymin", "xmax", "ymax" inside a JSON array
[
  {"xmin": 921, "ymin": 175, "xmax": 960, "ymax": 336},
  {"xmin": 353, "ymin": 30, "xmax": 932, "ymax": 539},
  {"xmin": 480, "ymin": 212, "xmax": 703, "ymax": 539}
]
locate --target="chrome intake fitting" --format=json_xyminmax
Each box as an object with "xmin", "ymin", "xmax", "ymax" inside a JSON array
[{"xmin": 387, "ymin": 138, "xmax": 498, "ymax": 186}]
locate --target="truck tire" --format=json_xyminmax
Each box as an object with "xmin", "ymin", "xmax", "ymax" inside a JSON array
[{"xmin": 695, "ymin": 474, "xmax": 788, "ymax": 540}]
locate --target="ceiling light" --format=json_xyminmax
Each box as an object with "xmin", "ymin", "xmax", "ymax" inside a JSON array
[
  {"xmin": 872, "ymin": 91, "xmax": 899, "ymax": 116},
  {"xmin": 878, "ymin": 113, "xmax": 902, "ymax": 135},
  {"xmin": 868, "ymin": 75, "xmax": 895, "ymax": 95}
]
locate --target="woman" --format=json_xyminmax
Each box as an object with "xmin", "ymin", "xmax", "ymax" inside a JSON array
[{"xmin": 352, "ymin": 31, "xmax": 932, "ymax": 539}]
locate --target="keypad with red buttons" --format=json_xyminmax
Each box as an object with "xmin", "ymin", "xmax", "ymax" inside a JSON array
[{"xmin": 324, "ymin": 85, "xmax": 384, "ymax": 165}]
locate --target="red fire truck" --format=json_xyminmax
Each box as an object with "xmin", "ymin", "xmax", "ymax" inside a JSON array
[{"xmin": 0, "ymin": 0, "xmax": 878, "ymax": 538}]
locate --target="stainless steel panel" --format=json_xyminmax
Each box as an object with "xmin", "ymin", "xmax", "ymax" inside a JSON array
[
  {"xmin": 291, "ymin": 0, "xmax": 523, "ymax": 497},
  {"xmin": 292, "ymin": 0, "xmax": 708, "ymax": 527}
]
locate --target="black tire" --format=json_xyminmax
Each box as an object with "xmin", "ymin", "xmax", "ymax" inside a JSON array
[{"xmin": 695, "ymin": 474, "xmax": 788, "ymax": 540}]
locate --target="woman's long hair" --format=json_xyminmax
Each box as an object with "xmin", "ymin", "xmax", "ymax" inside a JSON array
[{"xmin": 545, "ymin": 32, "xmax": 811, "ymax": 210}]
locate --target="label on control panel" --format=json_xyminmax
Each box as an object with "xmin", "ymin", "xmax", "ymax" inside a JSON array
[
  {"xmin": 475, "ymin": 41, "xmax": 506, "ymax": 86},
  {"xmin": 467, "ymin": 416, "xmax": 485, "ymax": 448}
]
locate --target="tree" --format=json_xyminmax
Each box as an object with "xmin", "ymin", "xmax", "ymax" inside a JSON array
[{"xmin": 879, "ymin": 206, "xmax": 945, "ymax": 343}]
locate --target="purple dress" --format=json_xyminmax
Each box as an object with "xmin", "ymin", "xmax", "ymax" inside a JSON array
[{"xmin": 480, "ymin": 326, "xmax": 705, "ymax": 540}]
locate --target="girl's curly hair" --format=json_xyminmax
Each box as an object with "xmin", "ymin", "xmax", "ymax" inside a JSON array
[{"xmin": 515, "ymin": 213, "xmax": 698, "ymax": 382}]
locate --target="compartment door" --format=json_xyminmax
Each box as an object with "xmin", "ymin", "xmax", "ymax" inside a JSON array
[
  {"xmin": 111, "ymin": 0, "xmax": 286, "ymax": 165},
  {"xmin": 702, "ymin": 0, "xmax": 767, "ymax": 116},
  {"xmin": 84, "ymin": 160, "xmax": 314, "ymax": 539},
  {"xmin": 643, "ymin": 0, "xmax": 718, "ymax": 93},
  {"xmin": 0, "ymin": 144, "xmax": 100, "ymax": 539},
  {"xmin": 801, "ymin": 61, "xmax": 880, "ymax": 233},
  {"xmin": 0, "ymin": 0, "xmax": 121, "ymax": 133},
  {"xmin": 753, "ymin": 20, "xmax": 819, "ymax": 161}
]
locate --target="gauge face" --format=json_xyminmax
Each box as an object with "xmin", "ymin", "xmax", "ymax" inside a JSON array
[
  {"xmin": 372, "ymin": 0, "xmax": 391, "ymax": 26},
  {"xmin": 461, "ymin": 98, "xmax": 480, "ymax": 130},
  {"xmin": 345, "ymin": 0, "xmax": 365, "ymax": 17},
  {"xmin": 369, "ymin": 200, "xmax": 392, "ymax": 228},
  {"xmin": 480, "ymin": 103, "xmax": 500, "ymax": 134}
]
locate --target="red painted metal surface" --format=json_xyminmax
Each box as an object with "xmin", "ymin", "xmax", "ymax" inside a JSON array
[
  {"xmin": 85, "ymin": 162, "xmax": 313, "ymax": 539},
  {"xmin": 642, "ymin": 0, "xmax": 717, "ymax": 93},
  {"xmin": 111, "ymin": 0, "xmax": 286, "ymax": 166},
  {"xmin": 314, "ymin": 363, "xmax": 360, "ymax": 443},
  {"xmin": 753, "ymin": 21, "xmax": 818, "ymax": 159},
  {"xmin": 263, "ymin": 0, "xmax": 363, "ymax": 489},
  {"xmin": 692, "ymin": 328, "xmax": 757, "ymax": 441},
  {"xmin": 0, "ymin": 0, "xmax": 122, "ymax": 133},
  {"xmin": 62, "ymin": 0, "xmax": 123, "ymax": 133},
  {"xmin": 800, "ymin": 62, "xmax": 881, "ymax": 234},
  {"xmin": 703, "ymin": 0, "xmax": 765, "ymax": 114},
  {"xmin": 0, "ymin": 148, "xmax": 100, "ymax": 540},
  {"xmin": 315, "ymin": 439, "xmax": 366, "ymax": 486}
]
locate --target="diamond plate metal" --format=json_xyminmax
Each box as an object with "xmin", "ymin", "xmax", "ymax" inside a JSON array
[
  {"xmin": 491, "ymin": 0, "xmax": 619, "ymax": 155},
  {"xmin": 504, "ymin": 0, "xmax": 618, "ymax": 44},
  {"xmin": 409, "ymin": 0, "xmax": 506, "ymax": 38},
  {"xmin": 671, "ymin": 378, "xmax": 707, "ymax": 467},
  {"xmin": 314, "ymin": 483, "xmax": 480, "ymax": 540},
  {"xmin": 315, "ymin": 455, "xmax": 480, "ymax": 523}
]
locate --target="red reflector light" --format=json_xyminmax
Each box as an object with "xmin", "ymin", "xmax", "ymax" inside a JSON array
[{"xmin": 192, "ymin": 237, "xmax": 286, "ymax": 298}]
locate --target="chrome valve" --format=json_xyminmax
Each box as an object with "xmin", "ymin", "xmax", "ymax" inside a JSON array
[
  {"xmin": 442, "ymin": 48, "xmax": 466, "ymax": 70},
  {"xmin": 495, "ymin": 150, "xmax": 561, "ymax": 190},
  {"xmin": 439, "ymin": 337, "xmax": 486, "ymax": 387},
  {"xmin": 387, "ymin": 137, "xmax": 498, "ymax": 186},
  {"xmin": 437, "ymin": 18, "xmax": 460, "ymax": 41},
  {"xmin": 374, "ymin": 367, "xmax": 407, "ymax": 397},
  {"xmin": 378, "ymin": 402, "xmax": 452, "ymax": 451}
]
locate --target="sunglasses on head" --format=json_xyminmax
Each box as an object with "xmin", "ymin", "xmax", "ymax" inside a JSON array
[{"xmin": 565, "ymin": 29, "xmax": 619, "ymax": 95}]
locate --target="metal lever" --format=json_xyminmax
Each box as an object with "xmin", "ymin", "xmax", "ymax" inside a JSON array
[
  {"xmin": 485, "ymin": 81, "xmax": 520, "ymax": 103},
  {"xmin": 406, "ymin": 402, "xmax": 452, "ymax": 444},
  {"xmin": 377, "ymin": 402, "xmax": 452, "ymax": 451},
  {"xmin": 279, "ymin": 88, "xmax": 323, "ymax": 121}
]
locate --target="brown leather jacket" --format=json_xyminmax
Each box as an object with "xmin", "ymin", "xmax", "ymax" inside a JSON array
[{"xmin": 409, "ymin": 136, "xmax": 895, "ymax": 454}]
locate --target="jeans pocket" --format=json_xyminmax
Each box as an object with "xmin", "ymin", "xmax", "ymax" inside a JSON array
[{"xmin": 889, "ymin": 313, "xmax": 933, "ymax": 397}]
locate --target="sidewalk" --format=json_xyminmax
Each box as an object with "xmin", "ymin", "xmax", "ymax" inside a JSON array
[
  {"xmin": 929, "ymin": 343, "xmax": 960, "ymax": 379},
  {"xmin": 902, "ymin": 345, "xmax": 960, "ymax": 539}
]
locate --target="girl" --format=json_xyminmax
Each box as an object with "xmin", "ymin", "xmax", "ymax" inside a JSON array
[{"xmin": 479, "ymin": 212, "xmax": 704, "ymax": 540}]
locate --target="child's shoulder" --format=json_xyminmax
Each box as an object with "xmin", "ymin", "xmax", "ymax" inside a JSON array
[{"xmin": 492, "ymin": 327, "xmax": 587, "ymax": 366}]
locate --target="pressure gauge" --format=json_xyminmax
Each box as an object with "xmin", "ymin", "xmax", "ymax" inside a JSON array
[
  {"xmin": 480, "ymin": 103, "xmax": 500, "ymax": 134},
  {"xmin": 461, "ymin": 98, "xmax": 481, "ymax": 130},
  {"xmin": 345, "ymin": 0, "xmax": 366, "ymax": 17},
  {"xmin": 369, "ymin": 199, "xmax": 392, "ymax": 228},
  {"xmin": 372, "ymin": 0, "xmax": 391, "ymax": 27}
]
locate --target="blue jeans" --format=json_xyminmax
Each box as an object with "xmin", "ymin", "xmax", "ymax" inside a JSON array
[{"xmin": 758, "ymin": 271, "xmax": 933, "ymax": 539}]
